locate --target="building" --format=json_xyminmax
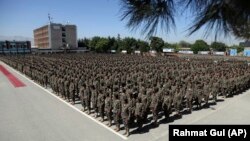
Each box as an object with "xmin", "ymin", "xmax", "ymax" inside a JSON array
[
  {"xmin": 0, "ymin": 40, "xmax": 31, "ymax": 54},
  {"xmin": 34, "ymin": 23, "xmax": 77, "ymax": 49},
  {"xmin": 240, "ymin": 40, "xmax": 250, "ymax": 57},
  {"xmin": 229, "ymin": 49, "xmax": 237, "ymax": 56},
  {"xmin": 240, "ymin": 40, "xmax": 250, "ymax": 48}
]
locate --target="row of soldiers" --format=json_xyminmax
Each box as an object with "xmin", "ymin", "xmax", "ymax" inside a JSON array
[{"xmin": 1, "ymin": 53, "xmax": 250, "ymax": 136}]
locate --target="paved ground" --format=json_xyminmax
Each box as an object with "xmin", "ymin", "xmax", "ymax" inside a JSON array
[{"xmin": 0, "ymin": 61, "xmax": 250, "ymax": 141}]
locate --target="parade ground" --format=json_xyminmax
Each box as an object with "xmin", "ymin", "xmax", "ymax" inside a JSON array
[{"xmin": 1, "ymin": 61, "xmax": 250, "ymax": 141}]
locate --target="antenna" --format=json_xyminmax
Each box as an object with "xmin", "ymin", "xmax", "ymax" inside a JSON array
[{"xmin": 48, "ymin": 13, "xmax": 53, "ymax": 24}]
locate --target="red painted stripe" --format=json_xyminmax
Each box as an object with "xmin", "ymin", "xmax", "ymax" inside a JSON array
[{"xmin": 0, "ymin": 65, "xmax": 26, "ymax": 87}]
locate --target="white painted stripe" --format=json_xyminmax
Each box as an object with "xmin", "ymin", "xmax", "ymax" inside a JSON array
[{"xmin": 0, "ymin": 61, "xmax": 128, "ymax": 140}]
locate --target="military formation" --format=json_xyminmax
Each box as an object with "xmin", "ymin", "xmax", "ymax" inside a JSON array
[{"xmin": 1, "ymin": 53, "xmax": 250, "ymax": 136}]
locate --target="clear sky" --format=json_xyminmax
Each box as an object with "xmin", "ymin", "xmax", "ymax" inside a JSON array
[{"xmin": 0, "ymin": 0, "xmax": 243, "ymax": 45}]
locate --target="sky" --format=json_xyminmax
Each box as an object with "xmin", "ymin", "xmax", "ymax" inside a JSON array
[{"xmin": 0, "ymin": 0, "xmax": 244, "ymax": 45}]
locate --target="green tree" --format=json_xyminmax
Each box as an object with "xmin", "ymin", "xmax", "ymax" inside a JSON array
[
  {"xmin": 110, "ymin": 40, "xmax": 119, "ymax": 50},
  {"xmin": 95, "ymin": 38, "xmax": 110, "ymax": 53},
  {"xmin": 78, "ymin": 39, "xmax": 84, "ymax": 47},
  {"xmin": 119, "ymin": 37, "xmax": 137, "ymax": 53},
  {"xmin": 211, "ymin": 42, "xmax": 227, "ymax": 51},
  {"xmin": 191, "ymin": 40, "xmax": 209, "ymax": 54},
  {"xmin": 179, "ymin": 40, "xmax": 191, "ymax": 48},
  {"xmin": 78, "ymin": 38, "xmax": 90, "ymax": 48},
  {"xmin": 163, "ymin": 42, "xmax": 180, "ymax": 52},
  {"xmin": 149, "ymin": 36, "xmax": 164, "ymax": 52},
  {"xmin": 89, "ymin": 36, "xmax": 101, "ymax": 51},
  {"xmin": 107, "ymin": 37, "xmax": 117, "ymax": 51},
  {"xmin": 137, "ymin": 40, "xmax": 150, "ymax": 52},
  {"xmin": 230, "ymin": 45, "xmax": 244, "ymax": 53},
  {"xmin": 170, "ymin": 43, "xmax": 180, "ymax": 52},
  {"xmin": 163, "ymin": 42, "xmax": 171, "ymax": 48}
]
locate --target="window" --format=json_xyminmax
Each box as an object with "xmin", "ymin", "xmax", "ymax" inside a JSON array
[
  {"xmin": 62, "ymin": 27, "xmax": 65, "ymax": 31},
  {"xmin": 62, "ymin": 38, "xmax": 66, "ymax": 43},
  {"xmin": 62, "ymin": 33, "xmax": 66, "ymax": 37}
]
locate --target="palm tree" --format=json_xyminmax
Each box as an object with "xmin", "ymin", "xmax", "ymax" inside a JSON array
[{"xmin": 120, "ymin": 0, "xmax": 250, "ymax": 39}]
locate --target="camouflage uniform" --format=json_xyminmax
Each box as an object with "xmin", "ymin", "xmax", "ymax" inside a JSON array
[
  {"xmin": 113, "ymin": 94, "xmax": 121, "ymax": 132},
  {"xmin": 105, "ymin": 93, "xmax": 112, "ymax": 126},
  {"xmin": 121, "ymin": 99, "xmax": 130, "ymax": 136},
  {"xmin": 69, "ymin": 81, "xmax": 75, "ymax": 104}
]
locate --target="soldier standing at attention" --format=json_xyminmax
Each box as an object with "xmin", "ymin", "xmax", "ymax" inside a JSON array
[
  {"xmin": 128, "ymin": 91, "xmax": 136, "ymax": 125},
  {"xmin": 44, "ymin": 74, "xmax": 48, "ymax": 88},
  {"xmin": 212, "ymin": 80, "xmax": 219, "ymax": 103},
  {"xmin": 162, "ymin": 89, "xmax": 172, "ymax": 119},
  {"xmin": 122, "ymin": 98, "xmax": 130, "ymax": 137},
  {"xmin": 185, "ymin": 83, "xmax": 193, "ymax": 113},
  {"xmin": 150, "ymin": 87, "xmax": 160, "ymax": 126},
  {"xmin": 69, "ymin": 80, "xmax": 75, "ymax": 105},
  {"xmin": 64, "ymin": 78, "xmax": 70, "ymax": 102},
  {"xmin": 113, "ymin": 94, "xmax": 121, "ymax": 132},
  {"xmin": 97, "ymin": 90, "xmax": 105, "ymax": 122},
  {"xmin": 105, "ymin": 92, "xmax": 112, "ymax": 127},
  {"xmin": 84, "ymin": 84, "xmax": 91, "ymax": 114},
  {"xmin": 135, "ymin": 97, "xmax": 143, "ymax": 130},
  {"xmin": 80, "ymin": 84, "xmax": 86, "ymax": 111},
  {"xmin": 91, "ymin": 85, "xmax": 98, "ymax": 118}
]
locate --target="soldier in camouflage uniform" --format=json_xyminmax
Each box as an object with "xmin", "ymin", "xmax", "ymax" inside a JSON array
[
  {"xmin": 150, "ymin": 87, "xmax": 160, "ymax": 126},
  {"xmin": 128, "ymin": 90, "xmax": 136, "ymax": 125},
  {"xmin": 84, "ymin": 84, "xmax": 91, "ymax": 114},
  {"xmin": 211, "ymin": 80, "xmax": 219, "ymax": 103},
  {"xmin": 203, "ymin": 81, "xmax": 210, "ymax": 107},
  {"xmin": 91, "ymin": 85, "xmax": 98, "ymax": 117},
  {"xmin": 69, "ymin": 80, "xmax": 75, "ymax": 104},
  {"xmin": 105, "ymin": 91, "xmax": 112, "ymax": 127},
  {"xmin": 64, "ymin": 78, "xmax": 70, "ymax": 102},
  {"xmin": 97, "ymin": 90, "xmax": 105, "ymax": 122},
  {"xmin": 162, "ymin": 85, "xmax": 172, "ymax": 118},
  {"xmin": 135, "ymin": 97, "xmax": 143, "ymax": 130},
  {"xmin": 122, "ymin": 98, "xmax": 130, "ymax": 137},
  {"xmin": 185, "ymin": 83, "xmax": 193, "ymax": 113},
  {"xmin": 113, "ymin": 94, "xmax": 121, "ymax": 132},
  {"xmin": 194, "ymin": 82, "xmax": 202, "ymax": 109},
  {"xmin": 173, "ymin": 86, "xmax": 183, "ymax": 117},
  {"xmin": 80, "ymin": 84, "xmax": 86, "ymax": 111}
]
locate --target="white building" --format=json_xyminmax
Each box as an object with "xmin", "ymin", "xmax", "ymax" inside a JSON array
[{"xmin": 34, "ymin": 23, "xmax": 77, "ymax": 49}]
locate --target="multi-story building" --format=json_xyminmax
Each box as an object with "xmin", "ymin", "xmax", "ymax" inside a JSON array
[{"xmin": 34, "ymin": 23, "xmax": 77, "ymax": 49}]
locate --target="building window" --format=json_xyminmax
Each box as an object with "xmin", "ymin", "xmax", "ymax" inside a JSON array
[
  {"xmin": 62, "ymin": 38, "xmax": 66, "ymax": 43},
  {"xmin": 62, "ymin": 27, "xmax": 65, "ymax": 31},
  {"xmin": 62, "ymin": 33, "xmax": 66, "ymax": 37}
]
